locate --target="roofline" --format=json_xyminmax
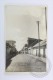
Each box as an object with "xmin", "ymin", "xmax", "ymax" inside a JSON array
[{"xmin": 6, "ymin": 40, "xmax": 16, "ymax": 43}]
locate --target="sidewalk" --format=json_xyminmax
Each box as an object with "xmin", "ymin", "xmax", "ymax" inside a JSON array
[{"xmin": 28, "ymin": 54, "xmax": 46, "ymax": 63}]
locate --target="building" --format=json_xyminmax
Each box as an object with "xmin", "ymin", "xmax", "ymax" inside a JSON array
[
  {"xmin": 6, "ymin": 40, "xmax": 17, "ymax": 60},
  {"xmin": 20, "ymin": 38, "xmax": 46, "ymax": 57},
  {"xmin": 27, "ymin": 38, "xmax": 42, "ymax": 54},
  {"xmin": 6, "ymin": 40, "xmax": 16, "ymax": 47},
  {"xmin": 6, "ymin": 43, "xmax": 12, "ymax": 60},
  {"xmin": 20, "ymin": 44, "xmax": 28, "ymax": 54},
  {"xmin": 6, "ymin": 40, "xmax": 18, "ymax": 68},
  {"xmin": 33, "ymin": 39, "xmax": 47, "ymax": 57}
]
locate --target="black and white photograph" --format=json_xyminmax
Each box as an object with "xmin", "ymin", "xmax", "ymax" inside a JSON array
[{"xmin": 5, "ymin": 6, "xmax": 47, "ymax": 72}]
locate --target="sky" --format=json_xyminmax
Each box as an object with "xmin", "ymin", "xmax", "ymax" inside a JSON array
[{"xmin": 5, "ymin": 6, "xmax": 47, "ymax": 51}]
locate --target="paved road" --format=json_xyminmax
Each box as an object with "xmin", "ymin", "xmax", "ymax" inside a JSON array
[{"xmin": 6, "ymin": 54, "xmax": 46, "ymax": 72}]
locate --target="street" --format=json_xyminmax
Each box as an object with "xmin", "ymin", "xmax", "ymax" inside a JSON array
[{"xmin": 6, "ymin": 54, "xmax": 46, "ymax": 72}]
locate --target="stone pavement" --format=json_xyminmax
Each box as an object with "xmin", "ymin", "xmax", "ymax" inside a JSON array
[{"xmin": 29, "ymin": 54, "xmax": 46, "ymax": 63}]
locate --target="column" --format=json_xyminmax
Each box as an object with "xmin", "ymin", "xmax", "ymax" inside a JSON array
[
  {"xmin": 36, "ymin": 50, "xmax": 37, "ymax": 56},
  {"xmin": 43, "ymin": 48, "xmax": 46, "ymax": 57}
]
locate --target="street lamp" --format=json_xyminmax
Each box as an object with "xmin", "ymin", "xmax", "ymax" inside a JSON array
[{"xmin": 37, "ymin": 21, "xmax": 40, "ymax": 57}]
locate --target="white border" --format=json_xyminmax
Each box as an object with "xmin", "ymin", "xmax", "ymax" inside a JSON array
[{"xmin": 0, "ymin": 0, "xmax": 53, "ymax": 80}]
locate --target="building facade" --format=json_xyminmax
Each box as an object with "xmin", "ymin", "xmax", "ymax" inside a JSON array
[{"xmin": 32, "ymin": 39, "xmax": 46, "ymax": 57}]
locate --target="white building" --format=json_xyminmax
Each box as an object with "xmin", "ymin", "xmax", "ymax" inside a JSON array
[{"xmin": 33, "ymin": 39, "xmax": 47, "ymax": 57}]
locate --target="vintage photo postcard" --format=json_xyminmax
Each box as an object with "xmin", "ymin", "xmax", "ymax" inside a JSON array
[{"xmin": 5, "ymin": 6, "xmax": 47, "ymax": 72}]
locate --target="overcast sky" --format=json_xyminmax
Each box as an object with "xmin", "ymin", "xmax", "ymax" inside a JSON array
[{"xmin": 5, "ymin": 6, "xmax": 46, "ymax": 51}]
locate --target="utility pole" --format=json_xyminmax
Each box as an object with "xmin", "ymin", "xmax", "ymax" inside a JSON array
[
  {"xmin": 45, "ymin": 7, "xmax": 47, "ymax": 35},
  {"xmin": 37, "ymin": 21, "xmax": 40, "ymax": 57}
]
